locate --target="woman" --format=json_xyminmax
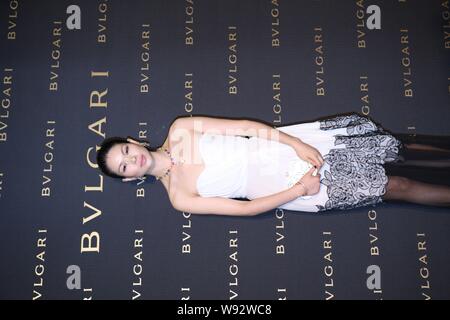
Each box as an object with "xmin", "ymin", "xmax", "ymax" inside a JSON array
[{"xmin": 96, "ymin": 112, "xmax": 450, "ymax": 215}]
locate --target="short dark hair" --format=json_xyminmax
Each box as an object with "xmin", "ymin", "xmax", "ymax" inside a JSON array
[{"xmin": 96, "ymin": 136, "xmax": 158, "ymax": 182}]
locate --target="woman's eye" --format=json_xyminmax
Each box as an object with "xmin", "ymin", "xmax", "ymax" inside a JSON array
[{"xmin": 126, "ymin": 145, "xmax": 129, "ymax": 154}]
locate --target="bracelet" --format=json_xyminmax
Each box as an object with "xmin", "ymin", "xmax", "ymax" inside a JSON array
[{"xmin": 295, "ymin": 181, "xmax": 308, "ymax": 196}]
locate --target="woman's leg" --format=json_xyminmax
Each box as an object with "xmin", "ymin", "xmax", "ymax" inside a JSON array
[
  {"xmin": 380, "ymin": 133, "xmax": 450, "ymax": 206},
  {"xmin": 382, "ymin": 175, "xmax": 450, "ymax": 207},
  {"xmin": 383, "ymin": 132, "xmax": 450, "ymax": 186},
  {"xmin": 392, "ymin": 133, "xmax": 450, "ymax": 151},
  {"xmin": 399, "ymin": 143, "xmax": 450, "ymax": 165},
  {"xmin": 384, "ymin": 162, "xmax": 450, "ymax": 187},
  {"xmin": 392, "ymin": 132, "xmax": 450, "ymax": 164},
  {"xmin": 403, "ymin": 143, "xmax": 450, "ymax": 153}
]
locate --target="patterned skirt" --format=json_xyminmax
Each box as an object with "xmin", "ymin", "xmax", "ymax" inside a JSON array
[{"xmin": 314, "ymin": 112, "xmax": 404, "ymax": 211}]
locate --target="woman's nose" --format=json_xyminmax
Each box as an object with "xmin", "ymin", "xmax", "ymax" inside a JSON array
[{"xmin": 125, "ymin": 155, "xmax": 136, "ymax": 164}]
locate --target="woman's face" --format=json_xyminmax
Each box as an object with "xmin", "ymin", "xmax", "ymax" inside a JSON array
[{"xmin": 106, "ymin": 142, "xmax": 150, "ymax": 178}]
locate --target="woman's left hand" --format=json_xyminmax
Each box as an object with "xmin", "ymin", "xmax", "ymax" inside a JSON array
[{"xmin": 292, "ymin": 140, "xmax": 324, "ymax": 169}]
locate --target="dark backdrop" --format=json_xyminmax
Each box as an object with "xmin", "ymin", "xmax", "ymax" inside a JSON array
[{"xmin": 0, "ymin": 0, "xmax": 449, "ymax": 300}]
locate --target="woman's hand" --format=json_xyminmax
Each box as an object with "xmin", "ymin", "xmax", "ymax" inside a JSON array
[
  {"xmin": 291, "ymin": 140, "xmax": 324, "ymax": 170},
  {"xmin": 295, "ymin": 166, "xmax": 321, "ymax": 196}
]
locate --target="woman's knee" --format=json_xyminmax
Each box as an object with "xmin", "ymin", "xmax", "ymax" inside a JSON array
[{"xmin": 384, "ymin": 175, "xmax": 412, "ymax": 198}]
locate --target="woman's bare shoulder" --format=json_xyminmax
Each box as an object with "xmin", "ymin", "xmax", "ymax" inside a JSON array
[{"xmin": 167, "ymin": 120, "xmax": 195, "ymax": 146}]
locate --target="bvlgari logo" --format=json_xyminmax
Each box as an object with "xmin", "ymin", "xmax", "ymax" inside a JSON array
[
  {"xmin": 133, "ymin": 230, "xmax": 144, "ymax": 300},
  {"xmin": 271, "ymin": 0, "xmax": 280, "ymax": 47},
  {"xmin": 323, "ymin": 231, "xmax": 334, "ymax": 300},
  {"xmin": 417, "ymin": 233, "xmax": 432, "ymax": 300},
  {"xmin": 139, "ymin": 24, "xmax": 151, "ymax": 94},
  {"xmin": 314, "ymin": 26, "xmax": 326, "ymax": 96},
  {"xmin": 185, "ymin": 0, "xmax": 194, "ymax": 45},
  {"xmin": 97, "ymin": 1, "xmax": 109, "ymax": 43},
  {"xmin": 33, "ymin": 229, "xmax": 47, "ymax": 300},
  {"xmin": 367, "ymin": 210, "xmax": 382, "ymax": 297},
  {"xmin": 7, "ymin": 0, "xmax": 19, "ymax": 40},
  {"xmin": 41, "ymin": 120, "xmax": 56, "ymax": 197},
  {"xmin": 275, "ymin": 209, "xmax": 286, "ymax": 255},
  {"xmin": 229, "ymin": 230, "xmax": 239, "ymax": 300},
  {"xmin": 181, "ymin": 212, "xmax": 192, "ymax": 254},
  {"xmin": 227, "ymin": 26, "xmax": 238, "ymax": 95},
  {"xmin": 49, "ymin": 21, "xmax": 62, "ymax": 92},
  {"xmin": 359, "ymin": 75, "xmax": 371, "ymax": 115},
  {"xmin": 400, "ymin": 28, "xmax": 414, "ymax": 97},
  {"xmin": 1, "ymin": 68, "xmax": 13, "ymax": 143}
]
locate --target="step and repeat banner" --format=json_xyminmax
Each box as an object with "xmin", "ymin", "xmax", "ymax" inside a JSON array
[{"xmin": 0, "ymin": 0, "xmax": 449, "ymax": 300}]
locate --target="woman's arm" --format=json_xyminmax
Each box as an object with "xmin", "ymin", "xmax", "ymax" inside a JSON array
[
  {"xmin": 171, "ymin": 186, "xmax": 306, "ymax": 216},
  {"xmin": 173, "ymin": 116, "xmax": 302, "ymax": 148},
  {"xmin": 173, "ymin": 115, "xmax": 323, "ymax": 168}
]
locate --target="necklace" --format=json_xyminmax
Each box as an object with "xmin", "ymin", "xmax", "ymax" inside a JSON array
[{"xmin": 155, "ymin": 146, "xmax": 185, "ymax": 181}]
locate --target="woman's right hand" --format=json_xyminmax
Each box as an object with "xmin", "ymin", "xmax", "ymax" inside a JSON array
[{"xmin": 294, "ymin": 166, "xmax": 321, "ymax": 196}]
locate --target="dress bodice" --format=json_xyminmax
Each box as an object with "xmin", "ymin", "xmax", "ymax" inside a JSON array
[
  {"xmin": 196, "ymin": 132, "xmax": 314, "ymax": 200},
  {"xmin": 196, "ymin": 133, "xmax": 249, "ymax": 198}
]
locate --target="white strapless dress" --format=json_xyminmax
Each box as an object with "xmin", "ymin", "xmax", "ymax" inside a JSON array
[{"xmin": 196, "ymin": 113, "xmax": 403, "ymax": 213}]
